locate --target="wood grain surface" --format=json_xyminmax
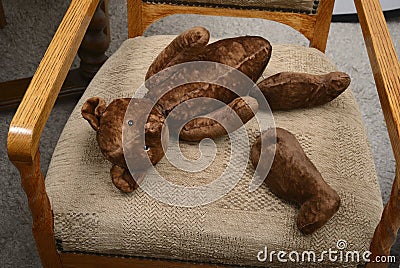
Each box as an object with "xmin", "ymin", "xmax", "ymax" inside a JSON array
[
  {"xmin": 7, "ymin": 0, "xmax": 100, "ymax": 163},
  {"xmin": 355, "ymin": 0, "xmax": 400, "ymax": 266}
]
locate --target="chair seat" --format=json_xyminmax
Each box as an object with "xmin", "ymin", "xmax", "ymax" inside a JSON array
[{"xmin": 45, "ymin": 35, "xmax": 383, "ymax": 267}]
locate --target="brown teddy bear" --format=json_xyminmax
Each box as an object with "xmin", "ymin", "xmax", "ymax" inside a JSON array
[{"xmin": 82, "ymin": 27, "xmax": 349, "ymax": 234}]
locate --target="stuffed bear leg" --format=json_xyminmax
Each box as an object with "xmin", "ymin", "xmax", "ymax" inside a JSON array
[
  {"xmin": 110, "ymin": 165, "xmax": 146, "ymax": 193},
  {"xmin": 250, "ymin": 127, "xmax": 340, "ymax": 234},
  {"xmin": 253, "ymin": 72, "xmax": 351, "ymax": 111},
  {"xmin": 179, "ymin": 96, "xmax": 258, "ymax": 141},
  {"xmin": 145, "ymin": 26, "xmax": 210, "ymax": 80}
]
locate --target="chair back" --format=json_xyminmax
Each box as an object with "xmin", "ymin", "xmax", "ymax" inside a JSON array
[{"xmin": 127, "ymin": 0, "xmax": 335, "ymax": 52}]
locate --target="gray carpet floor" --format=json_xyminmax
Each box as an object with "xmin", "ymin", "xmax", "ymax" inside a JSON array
[{"xmin": 1, "ymin": 0, "xmax": 400, "ymax": 267}]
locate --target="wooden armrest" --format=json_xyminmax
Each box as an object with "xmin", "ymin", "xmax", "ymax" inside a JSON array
[
  {"xmin": 7, "ymin": 0, "xmax": 100, "ymax": 163},
  {"xmin": 355, "ymin": 0, "xmax": 400, "ymax": 264},
  {"xmin": 355, "ymin": 0, "xmax": 400, "ymax": 167}
]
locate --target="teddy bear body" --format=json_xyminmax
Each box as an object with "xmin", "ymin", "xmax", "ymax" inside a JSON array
[{"xmin": 82, "ymin": 27, "xmax": 350, "ymax": 234}]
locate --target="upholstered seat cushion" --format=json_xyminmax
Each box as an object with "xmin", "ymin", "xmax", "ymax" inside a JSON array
[{"xmin": 45, "ymin": 35, "xmax": 383, "ymax": 267}]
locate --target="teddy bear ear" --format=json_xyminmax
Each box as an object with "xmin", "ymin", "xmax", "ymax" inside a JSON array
[{"xmin": 81, "ymin": 97, "xmax": 107, "ymax": 131}]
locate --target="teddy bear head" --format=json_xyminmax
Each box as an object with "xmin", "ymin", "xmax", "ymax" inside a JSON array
[{"xmin": 81, "ymin": 97, "xmax": 168, "ymax": 174}]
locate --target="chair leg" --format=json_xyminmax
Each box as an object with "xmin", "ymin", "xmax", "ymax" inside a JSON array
[
  {"xmin": 367, "ymin": 175, "xmax": 400, "ymax": 267},
  {"xmin": 0, "ymin": 0, "xmax": 6, "ymax": 28},
  {"xmin": 78, "ymin": 0, "xmax": 110, "ymax": 80},
  {"xmin": 12, "ymin": 151, "xmax": 62, "ymax": 268}
]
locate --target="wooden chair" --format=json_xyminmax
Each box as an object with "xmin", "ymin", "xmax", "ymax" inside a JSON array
[{"xmin": 7, "ymin": 0, "xmax": 400, "ymax": 267}]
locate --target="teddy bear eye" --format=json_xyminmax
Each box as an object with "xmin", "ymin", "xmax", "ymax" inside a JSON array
[
  {"xmin": 127, "ymin": 120, "xmax": 134, "ymax": 126},
  {"xmin": 144, "ymin": 145, "xmax": 150, "ymax": 151}
]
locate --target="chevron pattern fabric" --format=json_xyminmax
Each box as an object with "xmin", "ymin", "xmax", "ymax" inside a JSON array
[
  {"xmin": 45, "ymin": 35, "xmax": 383, "ymax": 267},
  {"xmin": 141, "ymin": 0, "xmax": 320, "ymax": 14}
]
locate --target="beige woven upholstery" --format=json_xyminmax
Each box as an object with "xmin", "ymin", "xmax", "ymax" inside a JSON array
[
  {"xmin": 143, "ymin": 0, "xmax": 320, "ymax": 14},
  {"xmin": 45, "ymin": 35, "xmax": 383, "ymax": 267}
]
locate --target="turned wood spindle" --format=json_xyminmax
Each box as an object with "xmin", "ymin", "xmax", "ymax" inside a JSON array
[
  {"xmin": 0, "ymin": 0, "xmax": 6, "ymax": 28},
  {"xmin": 78, "ymin": 0, "xmax": 110, "ymax": 80}
]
